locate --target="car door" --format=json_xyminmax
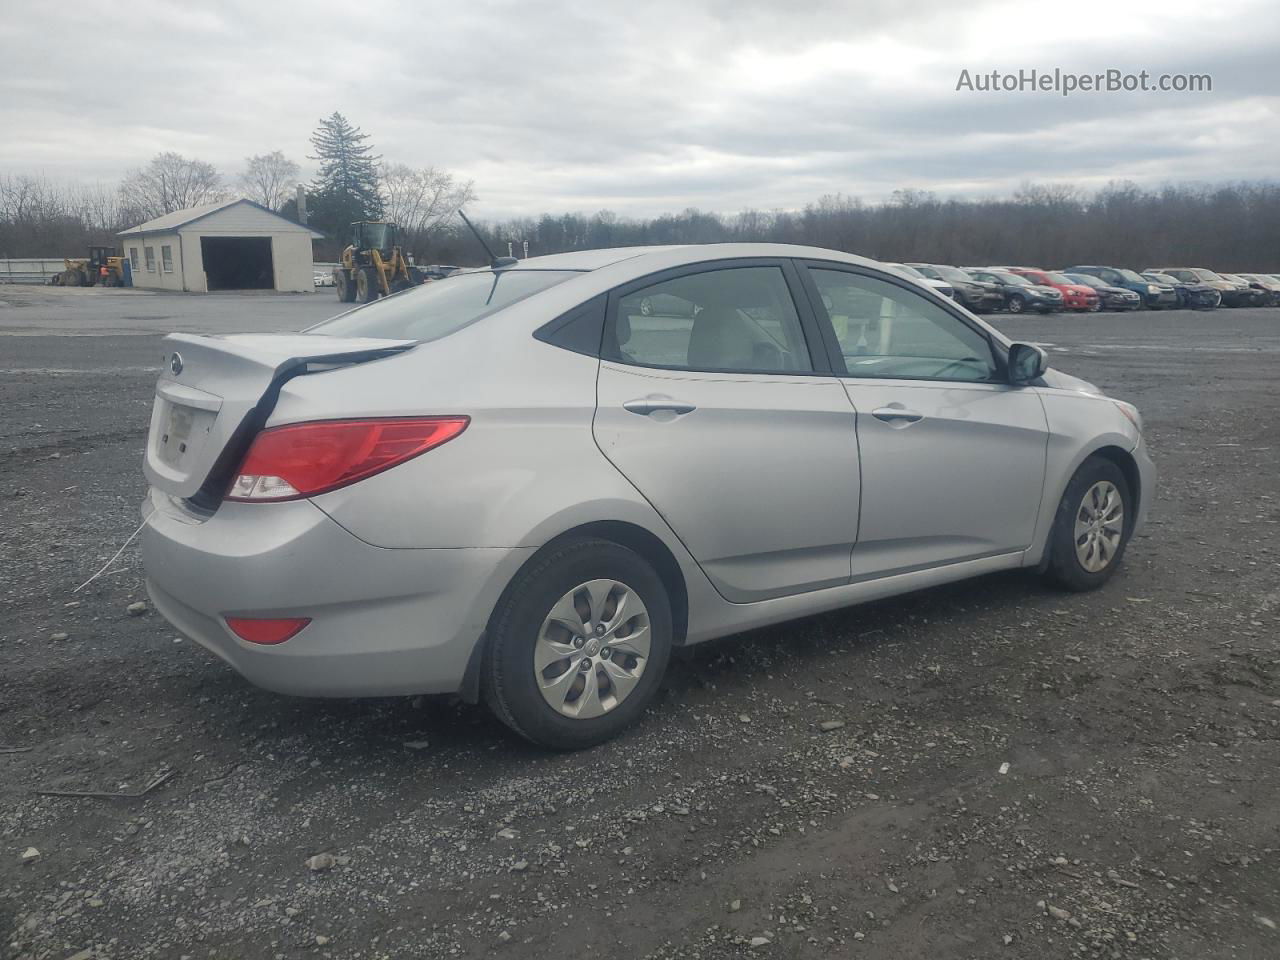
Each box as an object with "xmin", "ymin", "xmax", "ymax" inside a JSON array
[
  {"xmin": 593, "ymin": 260, "xmax": 861, "ymax": 603},
  {"xmin": 796, "ymin": 262, "xmax": 1049, "ymax": 580}
]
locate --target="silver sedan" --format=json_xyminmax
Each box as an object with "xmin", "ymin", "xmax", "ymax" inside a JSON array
[{"xmin": 140, "ymin": 243, "xmax": 1155, "ymax": 749}]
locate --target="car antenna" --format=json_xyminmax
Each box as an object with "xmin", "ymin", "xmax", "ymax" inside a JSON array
[{"xmin": 458, "ymin": 209, "xmax": 518, "ymax": 269}]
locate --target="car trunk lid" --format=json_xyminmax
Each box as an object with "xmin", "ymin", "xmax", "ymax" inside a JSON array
[{"xmin": 144, "ymin": 333, "xmax": 415, "ymax": 503}]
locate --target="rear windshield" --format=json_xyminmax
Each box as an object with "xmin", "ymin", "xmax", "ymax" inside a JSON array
[{"xmin": 307, "ymin": 270, "xmax": 580, "ymax": 341}]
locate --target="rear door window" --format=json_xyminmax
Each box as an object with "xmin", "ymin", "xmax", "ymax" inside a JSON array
[{"xmin": 609, "ymin": 266, "xmax": 814, "ymax": 374}]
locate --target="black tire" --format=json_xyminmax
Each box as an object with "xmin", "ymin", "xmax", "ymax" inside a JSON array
[
  {"xmin": 1089, "ymin": 299, "xmax": 1102, "ymax": 312},
  {"xmin": 1007, "ymin": 294, "xmax": 1026, "ymax": 314},
  {"xmin": 483, "ymin": 538, "xmax": 673, "ymax": 750},
  {"xmin": 335, "ymin": 270, "xmax": 356, "ymax": 303},
  {"xmin": 1043, "ymin": 457, "xmax": 1133, "ymax": 592},
  {"xmin": 355, "ymin": 267, "xmax": 379, "ymax": 303},
  {"xmin": 407, "ymin": 266, "xmax": 425, "ymax": 286}
]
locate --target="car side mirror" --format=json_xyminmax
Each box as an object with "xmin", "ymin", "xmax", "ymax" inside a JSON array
[{"xmin": 1008, "ymin": 342, "xmax": 1048, "ymax": 384}]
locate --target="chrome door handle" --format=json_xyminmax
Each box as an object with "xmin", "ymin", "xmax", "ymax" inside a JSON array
[
  {"xmin": 623, "ymin": 398, "xmax": 697, "ymax": 416},
  {"xmin": 872, "ymin": 406, "xmax": 923, "ymax": 424}
]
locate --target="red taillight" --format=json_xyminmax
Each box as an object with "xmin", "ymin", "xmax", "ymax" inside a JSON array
[
  {"xmin": 226, "ymin": 416, "xmax": 469, "ymax": 502},
  {"xmin": 225, "ymin": 616, "xmax": 312, "ymax": 645}
]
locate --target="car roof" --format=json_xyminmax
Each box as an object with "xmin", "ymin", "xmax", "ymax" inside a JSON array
[{"xmin": 509, "ymin": 243, "xmax": 887, "ymax": 273}]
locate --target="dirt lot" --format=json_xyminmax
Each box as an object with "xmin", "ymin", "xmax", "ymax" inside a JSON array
[{"xmin": 2, "ymin": 288, "xmax": 1278, "ymax": 960}]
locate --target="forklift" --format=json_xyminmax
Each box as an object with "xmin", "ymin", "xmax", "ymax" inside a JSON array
[
  {"xmin": 333, "ymin": 221, "xmax": 424, "ymax": 303},
  {"xmin": 52, "ymin": 246, "xmax": 127, "ymax": 287}
]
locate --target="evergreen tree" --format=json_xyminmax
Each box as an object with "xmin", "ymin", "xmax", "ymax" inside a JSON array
[{"xmin": 307, "ymin": 112, "xmax": 383, "ymax": 243}]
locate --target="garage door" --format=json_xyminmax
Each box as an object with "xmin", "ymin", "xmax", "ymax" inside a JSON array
[{"xmin": 200, "ymin": 237, "xmax": 274, "ymax": 291}]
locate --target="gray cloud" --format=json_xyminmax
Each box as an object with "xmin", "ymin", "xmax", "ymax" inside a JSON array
[{"xmin": 1, "ymin": 0, "xmax": 1276, "ymax": 218}]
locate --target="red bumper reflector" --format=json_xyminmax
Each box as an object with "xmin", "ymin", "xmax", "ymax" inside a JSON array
[{"xmin": 225, "ymin": 616, "xmax": 312, "ymax": 645}]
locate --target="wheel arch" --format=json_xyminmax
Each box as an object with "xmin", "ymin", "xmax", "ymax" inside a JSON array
[
  {"xmin": 1089, "ymin": 444, "xmax": 1142, "ymax": 529},
  {"xmin": 1031, "ymin": 439, "xmax": 1142, "ymax": 572},
  {"xmin": 459, "ymin": 519, "xmax": 691, "ymax": 703}
]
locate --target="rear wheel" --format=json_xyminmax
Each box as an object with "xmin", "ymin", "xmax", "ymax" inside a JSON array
[
  {"xmin": 1007, "ymin": 294, "xmax": 1026, "ymax": 314},
  {"xmin": 483, "ymin": 538, "xmax": 673, "ymax": 750},
  {"xmin": 355, "ymin": 267, "xmax": 379, "ymax": 303},
  {"xmin": 1044, "ymin": 457, "xmax": 1132, "ymax": 591}
]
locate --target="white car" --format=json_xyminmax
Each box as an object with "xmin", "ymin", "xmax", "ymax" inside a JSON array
[{"xmin": 885, "ymin": 262, "xmax": 954, "ymax": 299}]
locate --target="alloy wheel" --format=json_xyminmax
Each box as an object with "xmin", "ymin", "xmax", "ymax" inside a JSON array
[
  {"xmin": 1074, "ymin": 480, "xmax": 1124, "ymax": 573},
  {"xmin": 534, "ymin": 579, "xmax": 651, "ymax": 719}
]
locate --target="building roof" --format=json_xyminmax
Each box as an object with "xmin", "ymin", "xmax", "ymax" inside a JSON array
[{"xmin": 117, "ymin": 197, "xmax": 323, "ymax": 238}]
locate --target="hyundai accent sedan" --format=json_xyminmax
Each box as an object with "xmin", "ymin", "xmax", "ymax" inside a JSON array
[{"xmin": 141, "ymin": 244, "xmax": 1154, "ymax": 749}]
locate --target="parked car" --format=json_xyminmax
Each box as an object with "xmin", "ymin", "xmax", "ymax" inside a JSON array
[
  {"xmin": 905, "ymin": 263, "xmax": 1004, "ymax": 312},
  {"xmin": 313, "ymin": 270, "xmax": 335, "ymax": 288},
  {"xmin": 417, "ymin": 264, "xmax": 462, "ymax": 281},
  {"xmin": 1065, "ymin": 265, "xmax": 1179, "ymax": 309},
  {"xmin": 965, "ymin": 268, "xmax": 1063, "ymax": 314},
  {"xmin": 139, "ymin": 244, "xmax": 1154, "ymax": 749},
  {"xmin": 1063, "ymin": 273, "xmax": 1143, "ymax": 311},
  {"xmin": 1219, "ymin": 273, "xmax": 1273, "ymax": 306},
  {"xmin": 1249, "ymin": 273, "xmax": 1280, "ymax": 304},
  {"xmin": 1143, "ymin": 267, "xmax": 1253, "ymax": 307},
  {"xmin": 1139, "ymin": 271, "xmax": 1220, "ymax": 310},
  {"xmin": 1004, "ymin": 268, "xmax": 1100, "ymax": 312},
  {"xmin": 885, "ymin": 262, "xmax": 954, "ymax": 299}
]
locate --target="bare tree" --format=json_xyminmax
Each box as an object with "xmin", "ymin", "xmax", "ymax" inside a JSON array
[
  {"xmin": 380, "ymin": 163, "xmax": 476, "ymax": 244},
  {"xmin": 239, "ymin": 150, "xmax": 300, "ymax": 210},
  {"xmin": 118, "ymin": 152, "xmax": 225, "ymax": 220}
]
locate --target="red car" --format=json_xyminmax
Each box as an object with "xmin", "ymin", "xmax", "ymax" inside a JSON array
[{"xmin": 1006, "ymin": 267, "xmax": 1100, "ymax": 312}]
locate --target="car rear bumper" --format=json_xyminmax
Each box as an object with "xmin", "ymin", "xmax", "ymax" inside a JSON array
[{"xmin": 141, "ymin": 490, "xmax": 531, "ymax": 697}]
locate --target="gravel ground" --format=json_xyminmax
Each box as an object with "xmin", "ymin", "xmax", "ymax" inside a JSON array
[{"xmin": 2, "ymin": 289, "xmax": 1278, "ymax": 960}]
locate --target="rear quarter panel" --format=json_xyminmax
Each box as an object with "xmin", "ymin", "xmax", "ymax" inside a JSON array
[{"xmin": 273, "ymin": 321, "xmax": 698, "ymax": 580}]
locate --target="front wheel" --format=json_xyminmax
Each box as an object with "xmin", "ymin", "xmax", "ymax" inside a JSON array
[
  {"xmin": 355, "ymin": 267, "xmax": 380, "ymax": 303},
  {"xmin": 335, "ymin": 270, "xmax": 356, "ymax": 303},
  {"xmin": 1044, "ymin": 457, "xmax": 1132, "ymax": 591},
  {"xmin": 483, "ymin": 539, "xmax": 673, "ymax": 749},
  {"xmin": 1007, "ymin": 294, "xmax": 1026, "ymax": 314}
]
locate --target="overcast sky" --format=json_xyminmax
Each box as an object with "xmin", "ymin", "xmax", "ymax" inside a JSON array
[{"xmin": 1, "ymin": 0, "xmax": 1276, "ymax": 218}]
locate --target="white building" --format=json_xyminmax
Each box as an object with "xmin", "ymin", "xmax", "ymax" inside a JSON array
[{"xmin": 117, "ymin": 198, "xmax": 322, "ymax": 293}]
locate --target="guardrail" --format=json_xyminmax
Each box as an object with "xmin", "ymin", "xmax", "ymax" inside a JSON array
[{"xmin": 0, "ymin": 259, "xmax": 64, "ymax": 284}]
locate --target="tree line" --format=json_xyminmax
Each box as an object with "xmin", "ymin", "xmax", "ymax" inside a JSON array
[
  {"xmin": 473, "ymin": 182, "xmax": 1280, "ymax": 273},
  {"xmin": 2, "ymin": 111, "xmax": 1278, "ymax": 271},
  {"xmin": 0, "ymin": 112, "xmax": 475, "ymax": 261}
]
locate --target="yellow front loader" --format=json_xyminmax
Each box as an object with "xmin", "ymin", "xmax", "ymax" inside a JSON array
[
  {"xmin": 333, "ymin": 221, "xmax": 424, "ymax": 303},
  {"xmin": 52, "ymin": 245, "xmax": 126, "ymax": 287}
]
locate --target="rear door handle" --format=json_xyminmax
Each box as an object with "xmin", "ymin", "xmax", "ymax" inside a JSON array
[
  {"xmin": 872, "ymin": 406, "xmax": 923, "ymax": 424},
  {"xmin": 623, "ymin": 398, "xmax": 697, "ymax": 416}
]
